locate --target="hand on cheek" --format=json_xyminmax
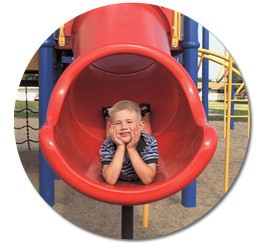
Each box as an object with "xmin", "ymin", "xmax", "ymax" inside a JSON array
[
  {"xmin": 110, "ymin": 125, "xmax": 125, "ymax": 147},
  {"xmin": 127, "ymin": 125, "xmax": 141, "ymax": 149}
]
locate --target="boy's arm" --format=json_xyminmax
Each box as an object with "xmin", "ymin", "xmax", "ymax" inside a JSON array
[
  {"xmin": 102, "ymin": 125, "xmax": 126, "ymax": 185},
  {"xmin": 102, "ymin": 145, "xmax": 125, "ymax": 185},
  {"xmin": 127, "ymin": 147, "xmax": 156, "ymax": 185},
  {"xmin": 127, "ymin": 126, "xmax": 156, "ymax": 185}
]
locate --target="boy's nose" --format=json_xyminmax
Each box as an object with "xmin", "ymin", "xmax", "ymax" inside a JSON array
[{"xmin": 121, "ymin": 123, "xmax": 128, "ymax": 129}]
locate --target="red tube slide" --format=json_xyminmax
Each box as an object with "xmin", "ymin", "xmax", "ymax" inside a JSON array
[{"xmin": 39, "ymin": 3, "xmax": 218, "ymax": 205}]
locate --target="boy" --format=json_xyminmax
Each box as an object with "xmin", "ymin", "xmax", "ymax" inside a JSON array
[{"xmin": 100, "ymin": 100, "xmax": 159, "ymax": 185}]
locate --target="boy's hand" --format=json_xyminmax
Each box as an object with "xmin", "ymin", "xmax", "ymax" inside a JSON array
[
  {"xmin": 110, "ymin": 125, "xmax": 125, "ymax": 147},
  {"xmin": 127, "ymin": 125, "xmax": 141, "ymax": 149}
]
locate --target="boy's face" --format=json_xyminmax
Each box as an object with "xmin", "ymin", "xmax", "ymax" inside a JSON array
[{"xmin": 110, "ymin": 109, "xmax": 143, "ymax": 144}]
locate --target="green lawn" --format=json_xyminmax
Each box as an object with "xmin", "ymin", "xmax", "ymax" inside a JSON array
[
  {"xmin": 209, "ymin": 101, "xmax": 249, "ymax": 122},
  {"xmin": 14, "ymin": 100, "xmax": 39, "ymax": 118},
  {"xmin": 14, "ymin": 100, "xmax": 249, "ymax": 122}
]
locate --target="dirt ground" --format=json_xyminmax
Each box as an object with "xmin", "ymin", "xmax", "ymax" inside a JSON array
[{"xmin": 14, "ymin": 118, "xmax": 249, "ymax": 239}]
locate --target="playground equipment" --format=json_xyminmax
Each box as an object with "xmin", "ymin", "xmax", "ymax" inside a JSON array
[
  {"xmin": 12, "ymin": 1, "xmax": 251, "ymax": 238},
  {"xmin": 39, "ymin": 3, "xmax": 217, "ymax": 206},
  {"xmin": 197, "ymin": 48, "xmax": 250, "ymax": 193},
  {"xmin": 35, "ymin": 3, "xmax": 221, "ymax": 238}
]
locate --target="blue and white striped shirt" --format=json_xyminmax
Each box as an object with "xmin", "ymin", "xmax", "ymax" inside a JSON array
[{"xmin": 100, "ymin": 131, "xmax": 159, "ymax": 181}]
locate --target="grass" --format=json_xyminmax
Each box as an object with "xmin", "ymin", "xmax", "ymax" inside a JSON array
[
  {"xmin": 208, "ymin": 101, "xmax": 249, "ymax": 122},
  {"xmin": 209, "ymin": 101, "xmax": 248, "ymax": 110},
  {"xmin": 14, "ymin": 100, "xmax": 39, "ymax": 118},
  {"xmin": 14, "ymin": 100, "xmax": 249, "ymax": 122}
]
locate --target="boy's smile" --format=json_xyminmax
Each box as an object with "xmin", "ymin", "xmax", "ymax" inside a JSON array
[{"xmin": 119, "ymin": 131, "xmax": 131, "ymax": 137}]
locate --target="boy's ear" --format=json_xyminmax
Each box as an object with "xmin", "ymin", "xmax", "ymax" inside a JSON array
[{"xmin": 139, "ymin": 120, "xmax": 144, "ymax": 130}]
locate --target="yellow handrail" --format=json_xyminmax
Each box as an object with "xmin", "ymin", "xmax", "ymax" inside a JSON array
[
  {"xmin": 59, "ymin": 25, "xmax": 65, "ymax": 47},
  {"xmin": 236, "ymin": 83, "xmax": 245, "ymax": 95},
  {"xmin": 142, "ymin": 204, "xmax": 149, "ymax": 227},
  {"xmin": 199, "ymin": 48, "xmax": 229, "ymax": 61},
  {"xmin": 224, "ymin": 55, "xmax": 233, "ymax": 194},
  {"xmin": 218, "ymin": 68, "xmax": 229, "ymax": 83},
  {"xmin": 172, "ymin": 11, "xmax": 181, "ymax": 48},
  {"xmin": 226, "ymin": 99, "xmax": 248, "ymax": 103},
  {"xmin": 198, "ymin": 52, "xmax": 241, "ymax": 77},
  {"xmin": 142, "ymin": 45, "xmax": 250, "ymax": 226},
  {"xmin": 216, "ymin": 65, "xmax": 225, "ymax": 82},
  {"xmin": 198, "ymin": 47, "xmax": 250, "ymax": 197},
  {"xmin": 230, "ymin": 115, "xmax": 249, "ymax": 118},
  {"xmin": 198, "ymin": 54, "xmax": 204, "ymax": 71}
]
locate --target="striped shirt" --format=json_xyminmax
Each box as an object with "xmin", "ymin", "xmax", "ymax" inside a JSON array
[{"xmin": 100, "ymin": 131, "xmax": 159, "ymax": 181}]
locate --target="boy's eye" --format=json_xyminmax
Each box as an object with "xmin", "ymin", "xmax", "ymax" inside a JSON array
[{"xmin": 127, "ymin": 121, "xmax": 133, "ymax": 124}]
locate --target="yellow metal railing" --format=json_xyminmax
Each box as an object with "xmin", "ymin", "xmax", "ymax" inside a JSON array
[
  {"xmin": 223, "ymin": 66, "xmax": 250, "ymax": 193},
  {"xmin": 143, "ymin": 20, "xmax": 251, "ymax": 227},
  {"xmin": 172, "ymin": 11, "xmax": 181, "ymax": 48},
  {"xmin": 236, "ymin": 83, "xmax": 245, "ymax": 96},
  {"xmin": 198, "ymin": 48, "xmax": 250, "ymax": 194},
  {"xmin": 198, "ymin": 48, "xmax": 250, "ymax": 137},
  {"xmin": 224, "ymin": 84, "xmax": 248, "ymax": 135},
  {"xmin": 198, "ymin": 48, "xmax": 241, "ymax": 77},
  {"xmin": 59, "ymin": 25, "xmax": 65, "ymax": 47},
  {"xmin": 224, "ymin": 55, "xmax": 233, "ymax": 193},
  {"xmin": 143, "ymin": 204, "xmax": 149, "ymax": 227}
]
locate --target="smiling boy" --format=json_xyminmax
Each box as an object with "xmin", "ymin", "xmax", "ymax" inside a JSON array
[{"xmin": 100, "ymin": 100, "xmax": 159, "ymax": 185}]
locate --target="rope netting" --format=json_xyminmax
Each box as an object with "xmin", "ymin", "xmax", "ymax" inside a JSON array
[{"xmin": 14, "ymin": 86, "xmax": 39, "ymax": 150}]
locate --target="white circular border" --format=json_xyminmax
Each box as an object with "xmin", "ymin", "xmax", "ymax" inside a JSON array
[{"xmin": 1, "ymin": 1, "xmax": 262, "ymax": 249}]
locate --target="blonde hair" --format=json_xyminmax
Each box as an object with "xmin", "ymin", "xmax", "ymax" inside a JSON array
[{"xmin": 108, "ymin": 100, "xmax": 142, "ymax": 121}]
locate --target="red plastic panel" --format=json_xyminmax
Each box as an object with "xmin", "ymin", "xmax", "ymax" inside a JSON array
[{"xmin": 71, "ymin": 3, "xmax": 171, "ymax": 58}]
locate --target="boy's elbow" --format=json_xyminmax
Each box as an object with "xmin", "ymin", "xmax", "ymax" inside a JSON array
[
  {"xmin": 141, "ymin": 167, "xmax": 156, "ymax": 185},
  {"xmin": 142, "ymin": 179, "xmax": 153, "ymax": 185},
  {"xmin": 103, "ymin": 174, "xmax": 118, "ymax": 185},
  {"xmin": 102, "ymin": 166, "xmax": 118, "ymax": 185},
  {"xmin": 105, "ymin": 178, "xmax": 117, "ymax": 185},
  {"xmin": 141, "ymin": 175, "xmax": 155, "ymax": 185}
]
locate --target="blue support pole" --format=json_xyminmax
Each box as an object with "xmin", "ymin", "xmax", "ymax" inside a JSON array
[
  {"xmin": 181, "ymin": 16, "xmax": 200, "ymax": 208},
  {"xmin": 182, "ymin": 180, "xmax": 197, "ymax": 207},
  {"xmin": 39, "ymin": 35, "xmax": 56, "ymax": 206},
  {"xmin": 182, "ymin": 17, "xmax": 200, "ymax": 88},
  {"xmin": 231, "ymin": 69, "xmax": 235, "ymax": 130},
  {"xmin": 178, "ymin": 53, "xmax": 183, "ymax": 65},
  {"xmin": 202, "ymin": 27, "xmax": 209, "ymax": 120},
  {"xmin": 174, "ymin": 54, "xmax": 183, "ymax": 65}
]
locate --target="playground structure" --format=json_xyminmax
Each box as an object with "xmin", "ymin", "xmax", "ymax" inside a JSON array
[
  {"xmin": 39, "ymin": 4, "xmax": 217, "ymax": 203},
  {"xmin": 16, "ymin": 3, "xmax": 247, "ymax": 238},
  {"xmin": 197, "ymin": 48, "xmax": 250, "ymax": 193}
]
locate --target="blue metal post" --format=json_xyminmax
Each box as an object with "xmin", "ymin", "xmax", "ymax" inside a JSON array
[
  {"xmin": 181, "ymin": 16, "xmax": 200, "ymax": 208},
  {"xmin": 39, "ymin": 35, "xmax": 56, "ymax": 206},
  {"xmin": 174, "ymin": 54, "xmax": 183, "ymax": 65},
  {"xmin": 202, "ymin": 27, "xmax": 209, "ymax": 120},
  {"xmin": 182, "ymin": 180, "xmax": 197, "ymax": 207},
  {"xmin": 182, "ymin": 17, "xmax": 200, "ymax": 88},
  {"xmin": 177, "ymin": 54, "xmax": 183, "ymax": 65}
]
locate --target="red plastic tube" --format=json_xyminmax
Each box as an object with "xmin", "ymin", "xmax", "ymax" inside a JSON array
[{"xmin": 39, "ymin": 3, "xmax": 218, "ymax": 205}]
